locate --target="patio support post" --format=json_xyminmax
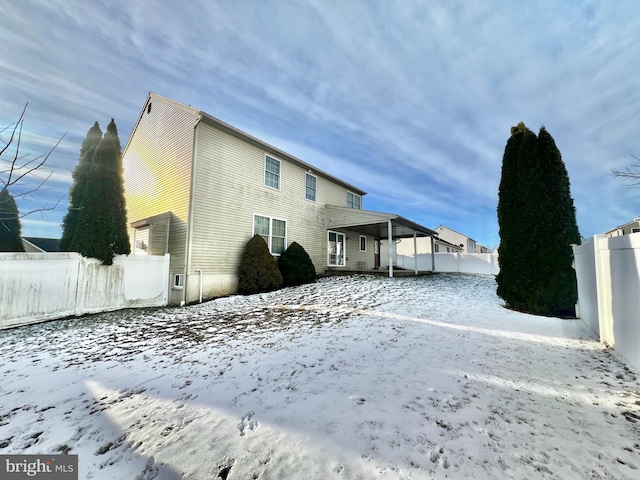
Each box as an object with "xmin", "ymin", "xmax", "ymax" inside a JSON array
[
  {"xmin": 413, "ymin": 231, "xmax": 418, "ymax": 275},
  {"xmin": 388, "ymin": 219, "xmax": 393, "ymax": 278},
  {"xmin": 431, "ymin": 236, "xmax": 435, "ymax": 272}
]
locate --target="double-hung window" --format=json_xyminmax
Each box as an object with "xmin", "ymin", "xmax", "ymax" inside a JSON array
[
  {"xmin": 265, "ymin": 155, "xmax": 281, "ymax": 190},
  {"xmin": 254, "ymin": 214, "xmax": 287, "ymax": 255},
  {"xmin": 347, "ymin": 191, "xmax": 361, "ymax": 209},
  {"xmin": 305, "ymin": 173, "xmax": 317, "ymax": 201}
]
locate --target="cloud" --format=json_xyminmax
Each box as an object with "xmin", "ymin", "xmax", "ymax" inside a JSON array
[{"xmin": 2, "ymin": 0, "xmax": 640, "ymax": 242}]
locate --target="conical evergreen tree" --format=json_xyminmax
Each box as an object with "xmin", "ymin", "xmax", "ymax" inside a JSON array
[
  {"xmin": 60, "ymin": 122, "xmax": 102, "ymax": 251},
  {"xmin": 75, "ymin": 119, "xmax": 130, "ymax": 265},
  {"xmin": 0, "ymin": 188, "xmax": 25, "ymax": 252},
  {"xmin": 534, "ymin": 127, "xmax": 581, "ymax": 315},
  {"xmin": 497, "ymin": 123, "xmax": 580, "ymax": 316},
  {"xmin": 496, "ymin": 123, "xmax": 528, "ymax": 310}
]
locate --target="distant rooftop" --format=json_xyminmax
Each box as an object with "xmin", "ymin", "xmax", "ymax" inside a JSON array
[{"xmin": 23, "ymin": 237, "xmax": 61, "ymax": 252}]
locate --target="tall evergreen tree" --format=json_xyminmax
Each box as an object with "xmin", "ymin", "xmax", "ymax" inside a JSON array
[
  {"xmin": 60, "ymin": 122, "xmax": 102, "ymax": 251},
  {"xmin": 75, "ymin": 119, "xmax": 130, "ymax": 265},
  {"xmin": 497, "ymin": 123, "xmax": 580, "ymax": 317},
  {"xmin": 496, "ymin": 123, "xmax": 528, "ymax": 309},
  {"xmin": 0, "ymin": 188, "xmax": 25, "ymax": 252}
]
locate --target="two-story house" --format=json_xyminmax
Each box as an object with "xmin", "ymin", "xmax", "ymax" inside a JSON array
[
  {"xmin": 605, "ymin": 217, "xmax": 640, "ymax": 237},
  {"xmin": 123, "ymin": 93, "xmax": 435, "ymax": 305}
]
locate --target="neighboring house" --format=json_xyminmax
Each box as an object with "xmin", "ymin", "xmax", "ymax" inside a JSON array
[
  {"xmin": 22, "ymin": 237, "xmax": 61, "ymax": 252},
  {"xmin": 397, "ymin": 225, "xmax": 485, "ymax": 256},
  {"xmin": 605, "ymin": 217, "xmax": 640, "ymax": 237},
  {"xmin": 122, "ymin": 93, "xmax": 436, "ymax": 305},
  {"xmin": 476, "ymin": 244, "xmax": 491, "ymax": 254},
  {"xmin": 396, "ymin": 234, "xmax": 462, "ymax": 256},
  {"xmin": 434, "ymin": 225, "xmax": 478, "ymax": 253}
]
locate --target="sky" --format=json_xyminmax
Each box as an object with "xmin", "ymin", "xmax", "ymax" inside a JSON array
[{"xmin": 1, "ymin": 0, "xmax": 640, "ymax": 247}]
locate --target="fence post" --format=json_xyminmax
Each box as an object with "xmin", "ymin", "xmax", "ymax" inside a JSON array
[
  {"xmin": 74, "ymin": 255, "xmax": 85, "ymax": 317},
  {"xmin": 593, "ymin": 235, "xmax": 613, "ymax": 345}
]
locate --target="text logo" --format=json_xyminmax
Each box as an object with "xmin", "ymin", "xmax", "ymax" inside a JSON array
[{"xmin": 0, "ymin": 455, "xmax": 78, "ymax": 479}]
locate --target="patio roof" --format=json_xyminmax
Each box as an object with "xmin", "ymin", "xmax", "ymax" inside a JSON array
[
  {"xmin": 325, "ymin": 205, "xmax": 437, "ymax": 239},
  {"xmin": 325, "ymin": 205, "xmax": 437, "ymax": 278}
]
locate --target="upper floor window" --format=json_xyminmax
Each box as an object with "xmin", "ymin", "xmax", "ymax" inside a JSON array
[
  {"xmin": 254, "ymin": 214, "xmax": 287, "ymax": 255},
  {"xmin": 265, "ymin": 155, "xmax": 281, "ymax": 190},
  {"xmin": 347, "ymin": 191, "xmax": 361, "ymax": 209},
  {"xmin": 305, "ymin": 173, "xmax": 317, "ymax": 202}
]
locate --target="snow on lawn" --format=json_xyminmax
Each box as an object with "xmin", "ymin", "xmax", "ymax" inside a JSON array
[{"xmin": 1, "ymin": 273, "xmax": 639, "ymax": 479}]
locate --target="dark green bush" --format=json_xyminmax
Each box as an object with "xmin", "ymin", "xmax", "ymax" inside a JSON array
[
  {"xmin": 278, "ymin": 241, "xmax": 317, "ymax": 287},
  {"xmin": 237, "ymin": 234, "xmax": 283, "ymax": 294}
]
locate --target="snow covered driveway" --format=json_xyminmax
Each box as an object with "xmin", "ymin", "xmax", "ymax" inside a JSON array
[{"xmin": 1, "ymin": 273, "xmax": 639, "ymax": 479}]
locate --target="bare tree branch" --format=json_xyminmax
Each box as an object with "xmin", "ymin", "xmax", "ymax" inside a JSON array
[
  {"xmin": 0, "ymin": 103, "xmax": 67, "ymax": 221},
  {"xmin": 610, "ymin": 154, "xmax": 640, "ymax": 186}
]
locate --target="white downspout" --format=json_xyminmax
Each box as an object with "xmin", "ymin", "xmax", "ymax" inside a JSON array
[
  {"xmin": 195, "ymin": 269, "xmax": 203, "ymax": 303},
  {"xmin": 388, "ymin": 219, "xmax": 393, "ymax": 278},
  {"xmin": 183, "ymin": 115, "xmax": 202, "ymax": 306}
]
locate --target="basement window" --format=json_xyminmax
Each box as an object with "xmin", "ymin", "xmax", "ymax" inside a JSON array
[{"xmin": 173, "ymin": 274, "xmax": 184, "ymax": 289}]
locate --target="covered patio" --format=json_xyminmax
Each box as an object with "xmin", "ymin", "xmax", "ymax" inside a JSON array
[{"xmin": 325, "ymin": 205, "xmax": 437, "ymax": 277}]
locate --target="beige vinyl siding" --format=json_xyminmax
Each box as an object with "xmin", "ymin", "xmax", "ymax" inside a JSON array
[
  {"xmin": 435, "ymin": 226, "xmax": 476, "ymax": 253},
  {"xmin": 325, "ymin": 206, "xmax": 392, "ymax": 230},
  {"xmin": 335, "ymin": 230, "xmax": 375, "ymax": 270},
  {"xmin": 149, "ymin": 218, "xmax": 170, "ymax": 255},
  {"xmin": 189, "ymin": 122, "xmax": 356, "ymax": 278},
  {"xmin": 122, "ymin": 95, "xmax": 199, "ymax": 279}
]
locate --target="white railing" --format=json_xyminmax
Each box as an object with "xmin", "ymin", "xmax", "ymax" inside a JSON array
[
  {"xmin": 573, "ymin": 234, "xmax": 640, "ymax": 372},
  {"xmin": 0, "ymin": 253, "xmax": 170, "ymax": 329}
]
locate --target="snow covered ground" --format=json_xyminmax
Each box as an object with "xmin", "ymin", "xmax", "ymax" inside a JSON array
[{"xmin": 1, "ymin": 273, "xmax": 639, "ymax": 479}]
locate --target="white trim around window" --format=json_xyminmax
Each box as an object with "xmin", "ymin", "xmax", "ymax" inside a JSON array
[
  {"xmin": 264, "ymin": 154, "xmax": 281, "ymax": 190},
  {"xmin": 328, "ymin": 230, "xmax": 346, "ymax": 267},
  {"xmin": 305, "ymin": 172, "xmax": 317, "ymax": 202},
  {"xmin": 347, "ymin": 191, "xmax": 361, "ymax": 209},
  {"xmin": 359, "ymin": 235, "xmax": 367, "ymax": 252},
  {"xmin": 253, "ymin": 214, "xmax": 287, "ymax": 255}
]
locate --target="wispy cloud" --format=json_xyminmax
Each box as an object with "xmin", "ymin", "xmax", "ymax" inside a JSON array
[{"xmin": 2, "ymin": 0, "xmax": 639, "ymax": 243}]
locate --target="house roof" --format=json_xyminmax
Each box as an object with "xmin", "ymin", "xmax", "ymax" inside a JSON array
[
  {"xmin": 435, "ymin": 224, "xmax": 477, "ymax": 243},
  {"xmin": 433, "ymin": 237, "xmax": 464, "ymax": 250},
  {"xmin": 128, "ymin": 93, "xmax": 367, "ymax": 197},
  {"xmin": 326, "ymin": 205, "xmax": 436, "ymax": 239},
  {"xmin": 198, "ymin": 111, "xmax": 367, "ymax": 196},
  {"xmin": 22, "ymin": 237, "xmax": 61, "ymax": 252},
  {"xmin": 605, "ymin": 216, "xmax": 640, "ymax": 234}
]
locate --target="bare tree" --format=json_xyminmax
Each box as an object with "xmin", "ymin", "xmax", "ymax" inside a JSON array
[
  {"xmin": 0, "ymin": 103, "xmax": 67, "ymax": 223},
  {"xmin": 610, "ymin": 154, "xmax": 640, "ymax": 186}
]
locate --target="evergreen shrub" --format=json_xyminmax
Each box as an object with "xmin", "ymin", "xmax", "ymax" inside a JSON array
[
  {"xmin": 237, "ymin": 234, "xmax": 283, "ymax": 294},
  {"xmin": 278, "ymin": 241, "xmax": 317, "ymax": 287}
]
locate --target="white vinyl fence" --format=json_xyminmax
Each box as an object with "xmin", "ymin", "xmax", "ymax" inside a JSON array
[
  {"xmin": 396, "ymin": 252, "xmax": 500, "ymax": 275},
  {"xmin": 573, "ymin": 234, "xmax": 640, "ymax": 372},
  {"xmin": 0, "ymin": 252, "xmax": 170, "ymax": 329}
]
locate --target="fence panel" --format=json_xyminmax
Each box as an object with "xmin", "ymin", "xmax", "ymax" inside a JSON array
[
  {"xmin": 396, "ymin": 252, "xmax": 499, "ymax": 275},
  {"xmin": 0, "ymin": 253, "xmax": 170, "ymax": 329},
  {"xmin": 573, "ymin": 234, "xmax": 640, "ymax": 372}
]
